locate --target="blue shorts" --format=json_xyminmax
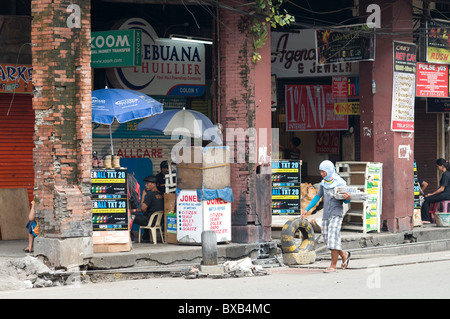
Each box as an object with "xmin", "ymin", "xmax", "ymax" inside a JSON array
[{"xmin": 26, "ymin": 220, "xmax": 38, "ymax": 237}]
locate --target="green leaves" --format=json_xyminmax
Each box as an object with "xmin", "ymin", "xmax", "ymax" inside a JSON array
[{"xmin": 251, "ymin": 0, "xmax": 295, "ymax": 63}]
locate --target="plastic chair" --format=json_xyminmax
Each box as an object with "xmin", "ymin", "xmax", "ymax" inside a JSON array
[{"xmin": 138, "ymin": 211, "xmax": 164, "ymax": 244}]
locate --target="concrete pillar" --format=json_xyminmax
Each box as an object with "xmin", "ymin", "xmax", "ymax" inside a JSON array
[
  {"xmin": 31, "ymin": 0, "xmax": 93, "ymax": 267},
  {"xmin": 217, "ymin": 0, "xmax": 272, "ymax": 243},
  {"xmin": 359, "ymin": 0, "xmax": 414, "ymax": 232}
]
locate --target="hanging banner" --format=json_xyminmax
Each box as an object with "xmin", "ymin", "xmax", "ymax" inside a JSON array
[
  {"xmin": 271, "ymin": 30, "xmax": 359, "ymax": 78},
  {"xmin": 334, "ymin": 102, "xmax": 360, "ymax": 115},
  {"xmin": 315, "ymin": 24, "xmax": 375, "ymax": 65},
  {"xmin": 427, "ymin": 19, "xmax": 450, "ymax": 64},
  {"xmin": 391, "ymin": 41, "xmax": 416, "ymax": 132},
  {"xmin": 272, "ymin": 160, "xmax": 301, "ymax": 215},
  {"xmin": 285, "ymin": 84, "xmax": 348, "ymax": 131},
  {"xmin": 316, "ymin": 131, "xmax": 340, "ymax": 154},
  {"xmin": 416, "ymin": 62, "xmax": 448, "ymax": 97}
]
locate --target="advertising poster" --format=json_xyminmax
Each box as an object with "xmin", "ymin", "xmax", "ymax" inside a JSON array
[
  {"xmin": 91, "ymin": 169, "xmax": 128, "ymax": 231},
  {"xmin": 166, "ymin": 211, "xmax": 177, "ymax": 234},
  {"xmin": 176, "ymin": 190, "xmax": 202, "ymax": 243},
  {"xmin": 427, "ymin": 20, "xmax": 450, "ymax": 64},
  {"xmin": 272, "ymin": 160, "xmax": 301, "ymax": 215},
  {"xmin": 316, "ymin": 131, "xmax": 340, "ymax": 154},
  {"xmin": 285, "ymin": 84, "xmax": 348, "ymax": 131},
  {"xmin": 416, "ymin": 62, "xmax": 448, "ymax": 97},
  {"xmin": 391, "ymin": 41, "xmax": 416, "ymax": 132},
  {"xmin": 202, "ymin": 198, "xmax": 231, "ymax": 242},
  {"xmin": 332, "ymin": 76, "xmax": 348, "ymax": 99},
  {"xmin": 365, "ymin": 163, "xmax": 383, "ymax": 232},
  {"xmin": 316, "ymin": 24, "xmax": 375, "ymax": 64}
]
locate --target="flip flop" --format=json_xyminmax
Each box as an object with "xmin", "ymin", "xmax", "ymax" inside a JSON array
[
  {"xmin": 341, "ymin": 251, "xmax": 351, "ymax": 269},
  {"xmin": 23, "ymin": 248, "xmax": 33, "ymax": 253},
  {"xmin": 323, "ymin": 267, "xmax": 337, "ymax": 273}
]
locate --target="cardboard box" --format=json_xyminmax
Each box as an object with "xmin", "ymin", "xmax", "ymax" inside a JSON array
[
  {"xmin": 176, "ymin": 146, "xmax": 230, "ymax": 190},
  {"xmin": 164, "ymin": 193, "xmax": 178, "ymax": 244},
  {"xmin": 93, "ymin": 230, "xmax": 131, "ymax": 253}
]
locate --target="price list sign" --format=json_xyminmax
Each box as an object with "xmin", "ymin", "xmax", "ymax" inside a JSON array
[
  {"xmin": 272, "ymin": 160, "xmax": 301, "ymax": 215},
  {"xmin": 91, "ymin": 169, "xmax": 128, "ymax": 231}
]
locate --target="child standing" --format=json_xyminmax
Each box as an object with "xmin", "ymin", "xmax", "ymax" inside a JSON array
[
  {"xmin": 24, "ymin": 200, "xmax": 38, "ymax": 253},
  {"xmin": 301, "ymin": 160, "xmax": 351, "ymax": 273}
]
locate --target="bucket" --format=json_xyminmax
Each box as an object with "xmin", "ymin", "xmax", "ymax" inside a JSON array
[{"xmin": 436, "ymin": 213, "xmax": 450, "ymax": 227}]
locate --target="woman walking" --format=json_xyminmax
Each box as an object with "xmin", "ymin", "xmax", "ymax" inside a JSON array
[
  {"xmin": 421, "ymin": 158, "xmax": 450, "ymax": 224},
  {"xmin": 301, "ymin": 160, "xmax": 351, "ymax": 273}
]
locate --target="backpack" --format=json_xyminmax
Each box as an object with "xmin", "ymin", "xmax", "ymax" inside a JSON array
[{"xmin": 127, "ymin": 173, "xmax": 141, "ymax": 209}]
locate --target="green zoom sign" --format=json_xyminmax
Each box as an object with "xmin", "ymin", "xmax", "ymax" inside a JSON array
[{"xmin": 91, "ymin": 30, "xmax": 142, "ymax": 68}]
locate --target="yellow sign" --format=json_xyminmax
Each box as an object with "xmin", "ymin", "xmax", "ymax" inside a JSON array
[
  {"xmin": 334, "ymin": 102, "xmax": 360, "ymax": 115},
  {"xmin": 427, "ymin": 47, "xmax": 450, "ymax": 64}
]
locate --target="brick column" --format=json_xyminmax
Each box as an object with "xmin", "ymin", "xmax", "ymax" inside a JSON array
[
  {"xmin": 359, "ymin": 0, "xmax": 414, "ymax": 232},
  {"xmin": 217, "ymin": 1, "xmax": 272, "ymax": 243},
  {"xmin": 31, "ymin": 0, "xmax": 93, "ymax": 267}
]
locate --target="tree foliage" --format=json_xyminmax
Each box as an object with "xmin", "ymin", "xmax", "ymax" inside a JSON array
[{"xmin": 251, "ymin": 0, "xmax": 295, "ymax": 63}]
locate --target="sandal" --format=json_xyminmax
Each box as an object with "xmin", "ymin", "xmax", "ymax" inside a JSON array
[
  {"xmin": 323, "ymin": 267, "xmax": 337, "ymax": 273},
  {"xmin": 23, "ymin": 248, "xmax": 33, "ymax": 253},
  {"xmin": 341, "ymin": 251, "xmax": 351, "ymax": 269}
]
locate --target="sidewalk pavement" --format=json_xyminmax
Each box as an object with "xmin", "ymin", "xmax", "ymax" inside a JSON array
[{"xmin": 1, "ymin": 224, "xmax": 450, "ymax": 270}]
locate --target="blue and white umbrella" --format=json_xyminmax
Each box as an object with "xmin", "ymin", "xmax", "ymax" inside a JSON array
[
  {"xmin": 136, "ymin": 107, "xmax": 222, "ymax": 143},
  {"xmin": 92, "ymin": 88, "xmax": 163, "ymax": 154},
  {"xmin": 92, "ymin": 88, "xmax": 163, "ymax": 125}
]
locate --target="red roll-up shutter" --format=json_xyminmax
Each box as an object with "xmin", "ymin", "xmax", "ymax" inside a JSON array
[{"xmin": 0, "ymin": 94, "xmax": 35, "ymax": 202}]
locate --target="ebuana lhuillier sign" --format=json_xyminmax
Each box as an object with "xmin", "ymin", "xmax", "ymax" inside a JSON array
[{"xmin": 101, "ymin": 18, "xmax": 205, "ymax": 97}]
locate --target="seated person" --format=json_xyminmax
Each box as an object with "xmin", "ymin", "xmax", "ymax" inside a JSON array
[
  {"xmin": 131, "ymin": 175, "xmax": 164, "ymax": 230},
  {"xmin": 421, "ymin": 159, "xmax": 450, "ymax": 223}
]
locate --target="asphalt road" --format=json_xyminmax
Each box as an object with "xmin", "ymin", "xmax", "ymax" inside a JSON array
[{"xmin": 1, "ymin": 251, "xmax": 450, "ymax": 301}]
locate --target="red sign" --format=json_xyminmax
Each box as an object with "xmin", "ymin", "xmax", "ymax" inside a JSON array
[
  {"xmin": 332, "ymin": 76, "xmax": 348, "ymax": 99},
  {"xmin": 416, "ymin": 62, "xmax": 448, "ymax": 97},
  {"xmin": 316, "ymin": 131, "xmax": 340, "ymax": 154},
  {"xmin": 285, "ymin": 84, "xmax": 348, "ymax": 131},
  {"xmin": 0, "ymin": 64, "xmax": 33, "ymax": 94}
]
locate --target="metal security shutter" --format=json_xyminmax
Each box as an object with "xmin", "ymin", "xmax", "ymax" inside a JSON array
[{"xmin": 0, "ymin": 94, "xmax": 35, "ymax": 202}]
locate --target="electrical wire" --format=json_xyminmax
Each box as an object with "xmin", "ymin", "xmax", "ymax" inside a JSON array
[
  {"xmin": 286, "ymin": 0, "xmax": 355, "ymax": 15},
  {"xmin": 181, "ymin": 0, "xmax": 200, "ymax": 29},
  {"xmin": 6, "ymin": 42, "xmax": 34, "ymax": 116}
]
